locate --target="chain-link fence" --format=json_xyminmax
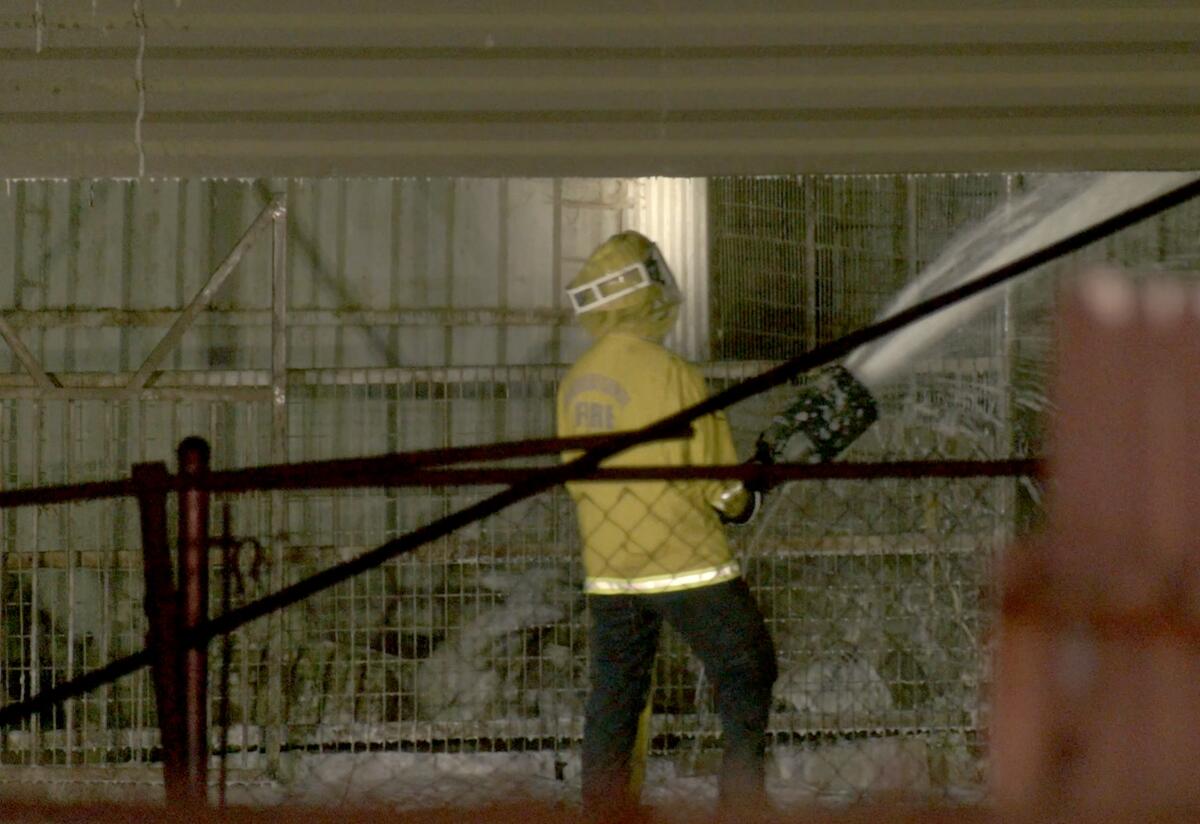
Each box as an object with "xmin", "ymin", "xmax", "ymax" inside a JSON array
[
  {"xmin": 0, "ymin": 369, "xmax": 1029, "ymax": 810},
  {"xmin": 0, "ymin": 372, "xmax": 1019, "ymax": 809},
  {"xmin": 3, "ymin": 173, "xmax": 1200, "ymax": 812}
]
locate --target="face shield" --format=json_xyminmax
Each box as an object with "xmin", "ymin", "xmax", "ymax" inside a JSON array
[{"xmin": 566, "ymin": 244, "xmax": 681, "ymax": 316}]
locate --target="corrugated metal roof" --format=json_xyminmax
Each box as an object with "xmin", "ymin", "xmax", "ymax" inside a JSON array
[{"xmin": 2, "ymin": 1, "xmax": 1200, "ymax": 177}]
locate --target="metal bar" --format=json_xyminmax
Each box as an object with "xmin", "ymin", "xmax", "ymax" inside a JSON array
[
  {"xmin": 266, "ymin": 194, "xmax": 287, "ymax": 776},
  {"xmin": 133, "ymin": 461, "xmax": 187, "ymax": 807},
  {"xmin": 202, "ymin": 458, "xmax": 1042, "ymax": 492},
  {"xmin": 62, "ymin": 400, "xmax": 77, "ymax": 767},
  {"xmin": 496, "ymin": 179, "xmax": 509, "ymax": 428},
  {"xmin": 23, "ymin": 398, "xmax": 47, "ymax": 755},
  {"xmin": 0, "ymin": 313, "xmax": 59, "ymax": 390},
  {"xmin": 906, "ymin": 174, "xmax": 920, "ymax": 281},
  {"xmin": 196, "ymin": 431, "xmax": 694, "ymax": 490},
  {"xmin": 0, "ymin": 307, "xmax": 570, "ymax": 329},
  {"xmin": 216, "ymin": 505, "xmax": 233, "ymax": 811},
  {"xmin": 550, "ymin": 178, "xmax": 563, "ymax": 362},
  {"xmin": 0, "ymin": 479, "xmax": 136, "ymax": 508},
  {"xmin": 0, "ymin": 647, "xmax": 151, "ymax": 728},
  {"xmin": 270, "ymin": 197, "xmax": 288, "ymax": 446},
  {"xmin": 0, "ymin": 359, "xmax": 775, "ymax": 389},
  {"xmin": 177, "ymin": 437, "xmax": 210, "ymax": 806},
  {"xmin": 803, "ymin": 177, "xmax": 818, "ymax": 351},
  {"xmin": 248, "ymin": 458, "xmax": 1040, "ymax": 488},
  {"xmin": 125, "ymin": 200, "xmax": 278, "ymax": 393},
  {"xmin": 46, "ymin": 387, "xmax": 271, "ymax": 402},
  {"xmin": 0, "ymin": 453, "xmax": 1037, "ymax": 511},
  {"xmin": 28, "ymin": 440, "xmax": 42, "ymax": 753},
  {"xmin": 0, "ymin": 373, "xmax": 274, "ymax": 388},
  {"xmin": 0, "ymin": 430, "xmax": 690, "ymax": 509}
]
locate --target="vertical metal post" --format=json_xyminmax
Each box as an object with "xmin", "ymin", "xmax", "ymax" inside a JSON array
[
  {"xmin": 178, "ymin": 437, "xmax": 211, "ymax": 806},
  {"xmin": 496, "ymin": 180, "xmax": 510, "ymax": 436},
  {"xmin": 29, "ymin": 399, "xmax": 44, "ymax": 755},
  {"xmin": 134, "ymin": 461, "xmax": 187, "ymax": 806},
  {"xmin": 905, "ymin": 174, "xmax": 920, "ymax": 281},
  {"xmin": 802, "ymin": 177, "xmax": 818, "ymax": 351},
  {"xmin": 550, "ymin": 178, "xmax": 563, "ymax": 363},
  {"xmin": 267, "ymin": 195, "xmax": 288, "ymax": 774},
  {"xmin": 270, "ymin": 196, "xmax": 289, "ymax": 439},
  {"xmin": 64, "ymin": 402, "xmax": 76, "ymax": 768},
  {"xmin": 997, "ymin": 176, "xmax": 1017, "ymax": 535},
  {"xmin": 217, "ymin": 504, "xmax": 233, "ymax": 810},
  {"xmin": 992, "ymin": 272, "xmax": 1200, "ymax": 812}
]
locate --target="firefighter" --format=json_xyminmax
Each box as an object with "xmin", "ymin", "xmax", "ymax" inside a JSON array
[{"xmin": 556, "ymin": 230, "xmax": 778, "ymax": 817}]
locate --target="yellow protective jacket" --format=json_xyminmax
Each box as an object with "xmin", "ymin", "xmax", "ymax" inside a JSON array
[{"xmin": 557, "ymin": 331, "xmax": 742, "ymax": 595}]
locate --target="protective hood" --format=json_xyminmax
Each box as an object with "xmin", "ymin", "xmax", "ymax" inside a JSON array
[{"xmin": 568, "ymin": 231, "xmax": 681, "ymax": 342}]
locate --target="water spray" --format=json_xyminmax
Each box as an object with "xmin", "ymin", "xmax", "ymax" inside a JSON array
[
  {"xmin": 845, "ymin": 172, "xmax": 1200, "ymax": 389},
  {"xmin": 748, "ymin": 171, "xmax": 1200, "ymax": 512}
]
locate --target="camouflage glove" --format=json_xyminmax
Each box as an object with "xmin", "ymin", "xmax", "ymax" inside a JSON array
[{"xmin": 754, "ymin": 364, "xmax": 878, "ymax": 465}]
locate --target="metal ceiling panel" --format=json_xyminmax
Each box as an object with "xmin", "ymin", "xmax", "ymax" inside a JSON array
[{"xmin": 2, "ymin": 1, "xmax": 1200, "ymax": 177}]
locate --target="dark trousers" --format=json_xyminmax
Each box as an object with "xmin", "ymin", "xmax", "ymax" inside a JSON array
[{"xmin": 582, "ymin": 577, "xmax": 778, "ymax": 815}]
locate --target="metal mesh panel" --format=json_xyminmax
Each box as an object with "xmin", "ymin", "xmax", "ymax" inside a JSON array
[
  {"xmin": 709, "ymin": 175, "xmax": 1016, "ymax": 359},
  {"xmin": 738, "ymin": 480, "xmax": 997, "ymax": 803},
  {"xmin": 0, "ymin": 382, "xmax": 1018, "ymax": 808},
  {"xmin": 0, "ymin": 391, "xmax": 273, "ymax": 779}
]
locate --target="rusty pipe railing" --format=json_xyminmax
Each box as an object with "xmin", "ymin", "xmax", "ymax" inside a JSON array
[
  {"xmin": 132, "ymin": 441, "xmax": 213, "ymax": 809},
  {"xmin": 0, "ymin": 456, "xmax": 1035, "ymax": 725},
  {"xmin": 177, "ymin": 438, "xmax": 211, "ymax": 806},
  {"xmin": 133, "ymin": 461, "xmax": 187, "ymax": 807}
]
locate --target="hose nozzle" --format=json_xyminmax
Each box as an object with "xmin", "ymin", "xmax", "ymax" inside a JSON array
[{"xmin": 755, "ymin": 364, "xmax": 878, "ymax": 464}]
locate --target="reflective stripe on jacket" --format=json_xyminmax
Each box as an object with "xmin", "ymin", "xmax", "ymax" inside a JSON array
[{"xmin": 557, "ymin": 332, "xmax": 741, "ymax": 594}]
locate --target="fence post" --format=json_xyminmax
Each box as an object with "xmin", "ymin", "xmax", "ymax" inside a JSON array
[
  {"xmin": 133, "ymin": 461, "xmax": 187, "ymax": 806},
  {"xmin": 178, "ymin": 437, "xmax": 211, "ymax": 806},
  {"xmin": 992, "ymin": 269, "xmax": 1200, "ymax": 813}
]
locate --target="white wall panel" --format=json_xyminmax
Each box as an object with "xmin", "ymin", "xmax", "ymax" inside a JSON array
[
  {"xmin": 626, "ymin": 177, "xmax": 709, "ymax": 361},
  {"xmin": 0, "ymin": 177, "xmax": 666, "ymax": 375}
]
